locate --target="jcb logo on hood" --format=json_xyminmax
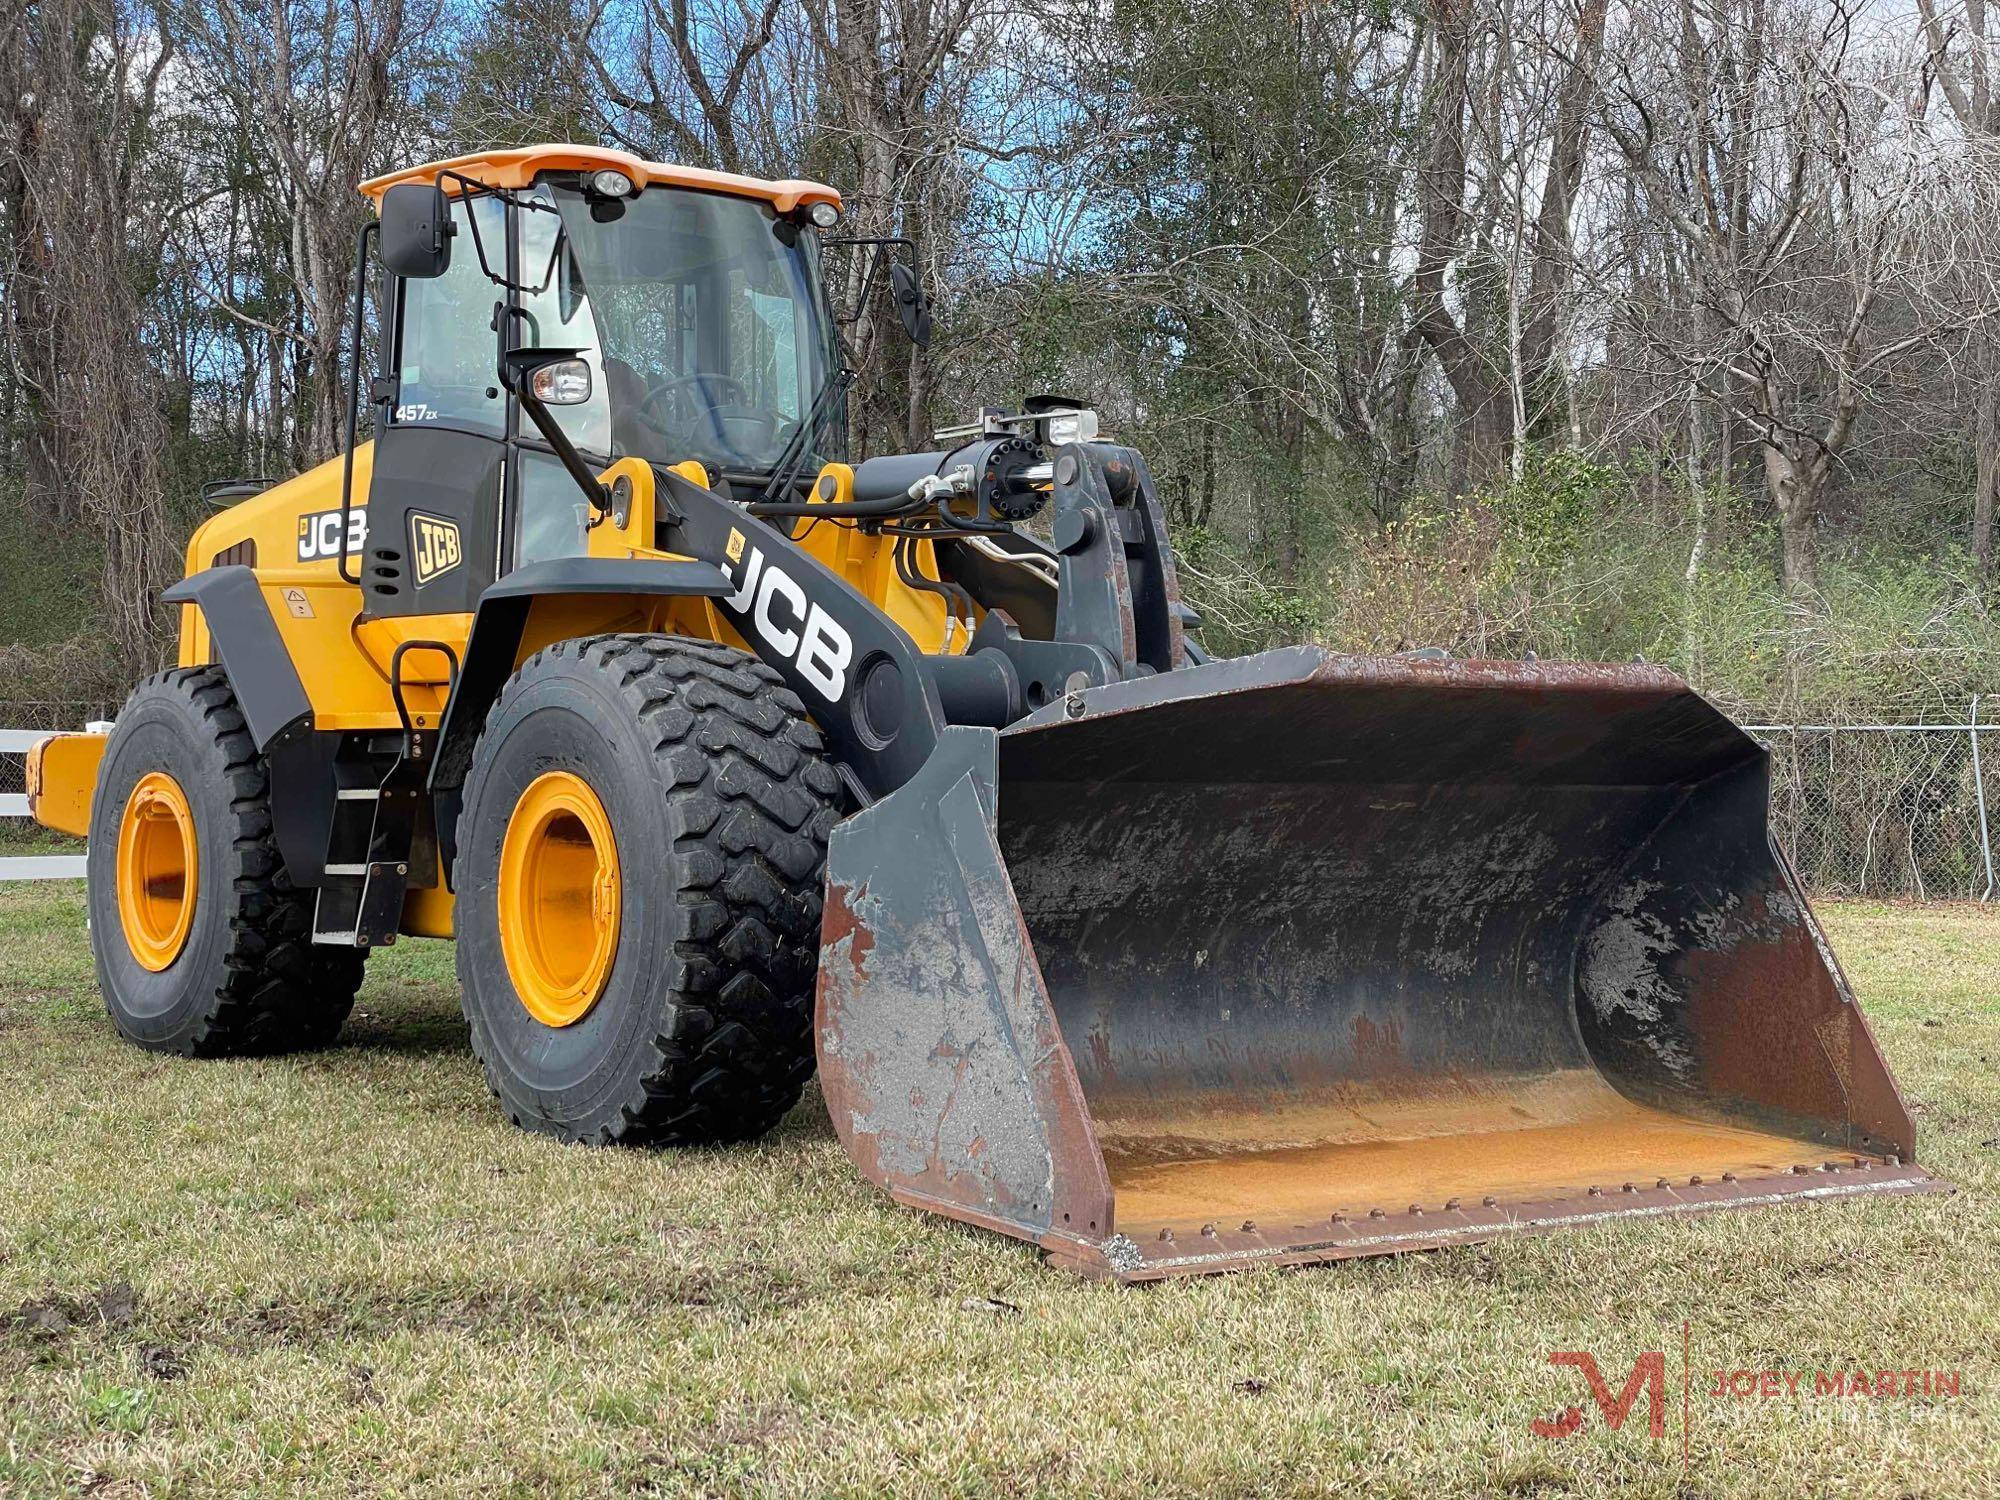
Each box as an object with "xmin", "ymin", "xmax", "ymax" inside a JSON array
[
  {"xmin": 297, "ymin": 507, "xmax": 366, "ymax": 562},
  {"xmin": 722, "ymin": 530, "xmax": 852, "ymax": 702},
  {"xmin": 410, "ymin": 513, "xmax": 462, "ymax": 586}
]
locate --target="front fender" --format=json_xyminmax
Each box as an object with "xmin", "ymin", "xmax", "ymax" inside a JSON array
[{"xmin": 429, "ymin": 556, "xmax": 736, "ymax": 799}]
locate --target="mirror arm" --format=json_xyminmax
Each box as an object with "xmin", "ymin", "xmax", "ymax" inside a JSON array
[
  {"xmin": 516, "ymin": 391, "xmax": 612, "ymax": 527},
  {"xmin": 438, "ymin": 169, "xmax": 562, "ymax": 294},
  {"xmin": 337, "ymin": 219, "xmax": 381, "ymax": 587},
  {"xmin": 821, "ymin": 234, "xmax": 929, "ymax": 348}
]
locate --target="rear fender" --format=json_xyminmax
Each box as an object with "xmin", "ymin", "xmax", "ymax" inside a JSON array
[
  {"xmin": 161, "ymin": 566, "xmax": 339, "ymax": 884},
  {"xmin": 161, "ymin": 566, "xmax": 313, "ymax": 751}
]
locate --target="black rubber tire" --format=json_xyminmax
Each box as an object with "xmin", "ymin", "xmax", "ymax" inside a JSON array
[
  {"xmin": 454, "ymin": 633, "xmax": 842, "ymax": 1145},
  {"xmin": 86, "ymin": 667, "xmax": 365, "ymax": 1056}
]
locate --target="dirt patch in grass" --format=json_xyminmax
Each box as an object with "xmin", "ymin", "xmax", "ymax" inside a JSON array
[{"xmin": 1, "ymin": 884, "xmax": 1996, "ymax": 1496}]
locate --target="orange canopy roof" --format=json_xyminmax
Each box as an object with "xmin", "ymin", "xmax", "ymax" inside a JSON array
[{"xmin": 359, "ymin": 143, "xmax": 841, "ymax": 215}]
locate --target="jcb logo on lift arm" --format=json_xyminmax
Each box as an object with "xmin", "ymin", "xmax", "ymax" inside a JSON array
[
  {"xmin": 722, "ymin": 529, "xmax": 852, "ymax": 703},
  {"xmin": 410, "ymin": 513, "xmax": 462, "ymax": 586},
  {"xmin": 297, "ymin": 507, "xmax": 366, "ymax": 562}
]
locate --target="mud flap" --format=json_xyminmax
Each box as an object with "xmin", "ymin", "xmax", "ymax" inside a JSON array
[{"xmin": 817, "ymin": 648, "xmax": 1947, "ymax": 1280}]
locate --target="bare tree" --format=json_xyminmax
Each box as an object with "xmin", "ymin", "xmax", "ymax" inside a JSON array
[
  {"xmin": 173, "ymin": 0, "xmax": 413, "ymax": 466},
  {"xmin": 1915, "ymin": 0, "xmax": 2000, "ymax": 573},
  {"xmin": 1603, "ymin": 0, "xmax": 1998, "ymax": 592},
  {"xmin": 3, "ymin": 0, "xmax": 180, "ymax": 670},
  {"xmin": 1411, "ymin": 0, "xmax": 1607, "ymax": 494},
  {"xmin": 582, "ymin": 0, "xmax": 788, "ymax": 174},
  {"xmin": 798, "ymin": 0, "xmax": 990, "ymax": 453}
]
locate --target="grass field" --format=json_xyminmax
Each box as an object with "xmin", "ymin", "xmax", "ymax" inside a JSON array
[{"xmin": 0, "ymin": 884, "xmax": 1994, "ymax": 1497}]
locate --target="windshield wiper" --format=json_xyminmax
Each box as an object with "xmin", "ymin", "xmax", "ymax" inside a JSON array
[{"xmin": 755, "ymin": 366, "xmax": 854, "ymax": 507}]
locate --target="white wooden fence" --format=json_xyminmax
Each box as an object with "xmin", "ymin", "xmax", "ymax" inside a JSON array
[{"xmin": 0, "ymin": 728, "xmax": 87, "ymax": 880}]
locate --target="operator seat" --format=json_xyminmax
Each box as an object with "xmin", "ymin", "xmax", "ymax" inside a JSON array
[{"xmin": 602, "ymin": 357, "xmax": 675, "ymax": 457}]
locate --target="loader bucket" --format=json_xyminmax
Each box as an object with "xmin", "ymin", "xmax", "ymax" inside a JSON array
[{"xmin": 816, "ymin": 648, "xmax": 1945, "ymax": 1280}]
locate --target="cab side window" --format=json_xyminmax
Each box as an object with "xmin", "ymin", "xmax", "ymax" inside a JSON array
[
  {"xmin": 512, "ymin": 193, "xmax": 610, "ymax": 567},
  {"xmin": 735, "ymin": 277, "xmax": 804, "ymax": 423},
  {"xmin": 517, "ymin": 194, "xmax": 612, "ymax": 454},
  {"xmin": 395, "ymin": 195, "xmax": 505, "ymax": 433}
]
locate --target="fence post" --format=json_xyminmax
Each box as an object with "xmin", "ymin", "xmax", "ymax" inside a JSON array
[{"xmin": 1973, "ymin": 694, "xmax": 1995, "ymax": 903}]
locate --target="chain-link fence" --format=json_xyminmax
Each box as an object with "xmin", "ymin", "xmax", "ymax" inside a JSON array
[
  {"xmin": 5, "ymin": 697, "xmax": 1998, "ymax": 900},
  {"xmin": 1749, "ymin": 708, "xmax": 1998, "ymax": 902}
]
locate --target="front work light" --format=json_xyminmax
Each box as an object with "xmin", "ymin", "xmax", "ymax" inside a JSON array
[
  {"xmin": 589, "ymin": 168, "xmax": 636, "ymax": 198},
  {"xmin": 808, "ymin": 201, "xmax": 841, "ymax": 228},
  {"xmin": 529, "ymin": 358, "xmax": 593, "ymax": 406},
  {"xmin": 1041, "ymin": 408, "xmax": 1100, "ymax": 447}
]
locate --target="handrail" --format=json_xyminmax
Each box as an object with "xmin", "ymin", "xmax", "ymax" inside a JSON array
[{"xmin": 337, "ymin": 220, "xmax": 381, "ymax": 586}]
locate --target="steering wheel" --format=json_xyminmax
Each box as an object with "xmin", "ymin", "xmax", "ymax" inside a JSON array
[{"xmin": 636, "ymin": 373, "xmax": 752, "ymax": 424}]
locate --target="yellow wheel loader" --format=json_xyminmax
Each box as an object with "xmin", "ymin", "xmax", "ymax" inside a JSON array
[{"xmin": 27, "ymin": 145, "xmax": 1944, "ymax": 1279}]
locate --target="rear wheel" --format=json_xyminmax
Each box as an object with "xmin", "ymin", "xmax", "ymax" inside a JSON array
[
  {"xmin": 87, "ymin": 668, "xmax": 364, "ymax": 1055},
  {"xmin": 455, "ymin": 634, "xmax": 841, "ymax": 1145}
]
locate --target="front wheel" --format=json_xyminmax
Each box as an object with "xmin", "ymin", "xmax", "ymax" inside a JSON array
[{"xmin": 454, "ymin": 634, "xmax": 841, "ymax": 1145}]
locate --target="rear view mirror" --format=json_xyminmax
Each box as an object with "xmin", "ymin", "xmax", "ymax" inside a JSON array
[
  {"xmin": 379, "ymin": 182, "xmax": 453, "ymax": 279},
  {"xmin": 889, "ymin": 261, "xmax": 932, "ymax": 348}
]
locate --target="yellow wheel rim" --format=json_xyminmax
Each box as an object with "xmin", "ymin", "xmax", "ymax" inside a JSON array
[
  {"xmin": 116, "ymin": 771, "xmax": 198, "ymax": 972},
  {"xmin": 499, "ymin": 771, "xmax": 621, "ymax": 1027}
]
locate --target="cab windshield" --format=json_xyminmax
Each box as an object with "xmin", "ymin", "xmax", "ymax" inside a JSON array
[{"xmin": 518, "ymin": 181, "xmax": 840, "ymax": 475}]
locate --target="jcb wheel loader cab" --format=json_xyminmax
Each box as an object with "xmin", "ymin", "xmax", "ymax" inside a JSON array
[
  {"xmin": 87, "ymin": 670, "xmax": 362, "ymax": 1055},
  {"xmin": 454, "ymin": 635, "xmax": 840, "ymax": 1144}
]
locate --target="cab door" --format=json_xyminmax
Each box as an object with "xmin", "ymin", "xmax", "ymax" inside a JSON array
[
  {"xmin": 361, "ymin": 192, "xmax": 509, "ymax": 618},
  {"xmin": 505, "ymin": 187, "xmax": 615, "ymax": 569}
]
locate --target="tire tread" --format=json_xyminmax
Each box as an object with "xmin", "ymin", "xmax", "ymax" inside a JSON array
[{"xmin": 460, "ymin": 633, "xmax": 839, "ymax": 1145}]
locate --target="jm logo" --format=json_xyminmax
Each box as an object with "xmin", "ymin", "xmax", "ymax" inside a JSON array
[
  {"xmin": 722, "ymin": 529, "xmax": 853, "ymax": 702},
  {"xmin": 1531, "ymin": 1351, "xmax": 1667, "ymax": 1439}
]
